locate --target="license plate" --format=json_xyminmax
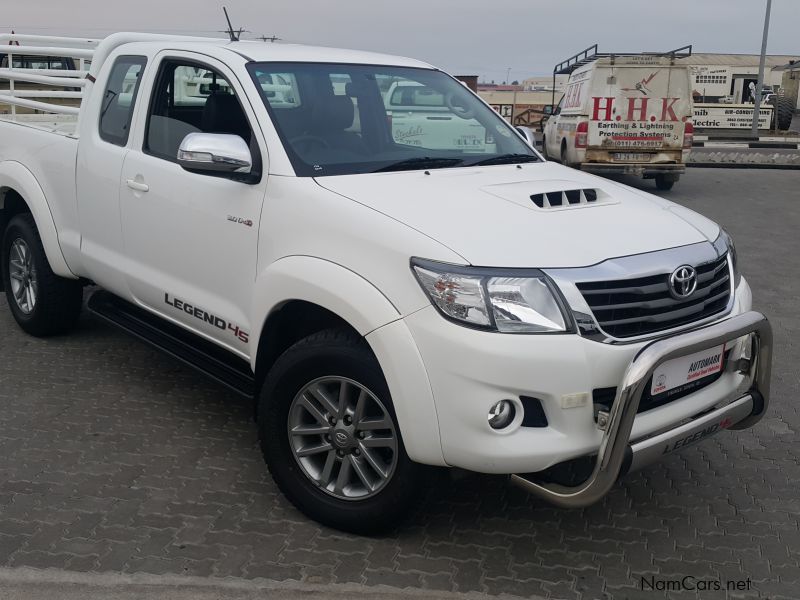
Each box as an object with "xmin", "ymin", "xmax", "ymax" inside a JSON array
[
  {"xmin": 613, "ymin": 152, "xmax": 651, "ymax": 162},
  {"xmin": 651, "ymin": 344, "xmax": 725, "ymax": 397}
]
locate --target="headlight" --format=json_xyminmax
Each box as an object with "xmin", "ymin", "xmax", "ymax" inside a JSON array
[
  {"xmin": 411, "ymin": 259, "xmax": 572, "ymax": 333},
  {"xmin": 715, "ymin": 228, "xmax": 741, "ymax": 286}
]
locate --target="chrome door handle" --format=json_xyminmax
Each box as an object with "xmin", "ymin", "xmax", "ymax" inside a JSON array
[{"xmin": 126, "ymin": 179, "xmax": 149, "ymax": 193}]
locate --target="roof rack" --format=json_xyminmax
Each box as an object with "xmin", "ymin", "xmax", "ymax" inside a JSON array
[
  {"xmin": 549, "ymin": 44, "xmax": 692, "ymax": 106},
  {"xmin": 553, "ymin": 44, "xmax": 693, "ymax": 76}
]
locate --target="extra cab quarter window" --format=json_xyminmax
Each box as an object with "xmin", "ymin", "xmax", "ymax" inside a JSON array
[{"xmin": 98, "ymin": 56, "xmax": 147, "ymax": 147}]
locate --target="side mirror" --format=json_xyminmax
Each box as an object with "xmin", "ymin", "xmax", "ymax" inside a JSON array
[
  {"xmin": 177, "ymin": 133, "xmax": 252, "ymax": 174},
  {"xmin": 543, "ymin": 105, "xmax": 554, "ymax": 115},
  {"xmin": 515, "ymin": 126, "xmax": 536, "ymax": 148}
]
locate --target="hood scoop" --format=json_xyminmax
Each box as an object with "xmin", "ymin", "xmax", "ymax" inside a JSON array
[
  {"xmin": 481, "ymin": 179, "xmax": 619, "ymax": 212},
  {"xmin": 530, "ymin": 188, "xmax": 612, "ymax": 210}
]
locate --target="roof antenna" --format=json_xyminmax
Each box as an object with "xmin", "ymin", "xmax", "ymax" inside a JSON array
[{"xmin": 222, "ymin": 6, "xmax": 241, "ymax": 42}]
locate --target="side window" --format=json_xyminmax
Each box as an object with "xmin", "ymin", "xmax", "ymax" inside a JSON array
[
  {"xmin": 144, "ymin": 60, "xmax": 253, "ymax": 162},
  {"xmin": 553, "ymin": 96, "xmax": 564, "ymax": 116},
  {"xmin": 99, "ymin": 56, "xmax": 146, "ymax": 146}
]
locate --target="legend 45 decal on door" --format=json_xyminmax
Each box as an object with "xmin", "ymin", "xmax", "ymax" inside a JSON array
[{"xmin": 164, "ymin": 293, "xmax": 249, "ymax": 343}]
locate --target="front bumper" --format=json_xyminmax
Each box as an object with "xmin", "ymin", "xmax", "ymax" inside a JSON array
[
  {"xmin": 402, "ymin": 277, "xmax": 765, "ymax": 476},
  {"xmin": 511, "ymin": 310, "xmax": 772, "ymax": 507}
]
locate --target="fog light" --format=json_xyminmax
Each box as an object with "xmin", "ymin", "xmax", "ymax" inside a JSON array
[{"xmin": 488, "ymin": 400, "xmax": 516, "ymax": 430}]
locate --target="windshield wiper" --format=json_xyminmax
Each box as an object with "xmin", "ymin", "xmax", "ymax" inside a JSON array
[
  {"xmin": 466, "ymin": 153, "xmax": 540, "ymax": 167},
  {"xmin": 373, "ymin": 157, "xmax": 464, "ymax": 173}
]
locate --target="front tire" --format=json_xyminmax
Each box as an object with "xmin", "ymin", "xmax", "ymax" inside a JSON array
[
  {"xmin": 2, "ymin": 213, "xmax": 83, "ymax": 336},
  {"xmin": 258, "ymin": 329, "xmax": 426, "ymax": 535}
]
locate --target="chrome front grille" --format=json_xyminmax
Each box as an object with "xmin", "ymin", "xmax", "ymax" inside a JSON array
[{"xmin": 576, "ymin": 254, "xmax": 731, "ymax": 339}]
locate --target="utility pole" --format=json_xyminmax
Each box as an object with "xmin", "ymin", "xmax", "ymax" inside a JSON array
[
  {"xmin": 505, "ymin": 67, "xmax": 511, "ymax": 85},
  {"xmin": 751, "ymin": 0, "xmax": 772, "ymax": 137}
]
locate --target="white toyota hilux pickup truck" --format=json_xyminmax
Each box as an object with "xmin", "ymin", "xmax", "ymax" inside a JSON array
[{"xmin": 0, "ymin": 33, "xmax": 772, "ymax": 534}]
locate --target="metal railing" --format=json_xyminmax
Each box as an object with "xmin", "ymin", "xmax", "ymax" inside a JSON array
[
  {"xmin": 0, "ymin": 33, "xmax": 99, "ymax": 119},
  {"xmin": 0, "ymin": 32, "xmax": 224, "ymax": 125}
]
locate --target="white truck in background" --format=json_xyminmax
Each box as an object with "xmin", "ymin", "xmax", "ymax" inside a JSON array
[
  {"xmin": 543, "ymin": 45, "xmax": 694, "ymax": 190},
  {"xmin": 385, "ymin": 80, "xmax": 494, "ymax": 152},
  {"xmin": 0, "ymin": 33, "xmax": 772, "ymax": 535}
]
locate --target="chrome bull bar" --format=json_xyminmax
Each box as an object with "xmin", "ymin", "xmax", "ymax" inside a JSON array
[{"xmin": 511, "ymin": 311, "xmax": 773, "ymax": 508}]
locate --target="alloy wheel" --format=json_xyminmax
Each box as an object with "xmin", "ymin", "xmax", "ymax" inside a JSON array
[
  {"xmin": 287, "ymin": 376, "xmax": 398, "ymax": 501},
  {"xmin": 8, "ymin": 238, "xmax": 38, "ymax": 315}
]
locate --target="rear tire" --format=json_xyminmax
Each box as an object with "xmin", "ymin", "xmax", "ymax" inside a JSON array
[
  {"xmin": 2, "ymin": 213, "xmax": 83, "ymax": 337},
  {"xmin": 655, "ymin": 175, "xmax": 676, "ymax": 191},
  {"xmin": 258, "ymin": 328, "xmax": 426, "ymax": 535},
  {"xmin": 560, "ymin": 141, "xmax": 574, "ymax": 168}
]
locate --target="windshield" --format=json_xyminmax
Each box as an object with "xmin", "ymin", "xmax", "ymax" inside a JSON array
[{"xmin": 247, "ymin": 62, "xmax": 539, "ymax": 176}]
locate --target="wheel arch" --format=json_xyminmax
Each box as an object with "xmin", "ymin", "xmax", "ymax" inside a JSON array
[
  {"xmin": 250, "ymin": 256, "xmax": 402, "ymax": 375},
  {"xmin": 250, "ymin": 256, "xmax": 445, "ymax": 466},
  {"xmin": 0, "ymin": 161, "xmax": 75, "ymax": 281},
  {"xmin": 253, "ymin": 299, "xmax": 360, "ymax": 389}
]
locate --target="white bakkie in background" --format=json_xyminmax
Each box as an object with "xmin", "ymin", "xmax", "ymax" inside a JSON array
[
  {"xmin": 0, "ymin": 33, "xmax": 772, "ymax": 534},
  {"xmin": 543, "ymin": 46, "xmax": 694, "ymax": 190}
]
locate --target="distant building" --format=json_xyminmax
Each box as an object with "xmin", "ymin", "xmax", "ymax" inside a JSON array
[
  {"xmin": 684, "ymin": 53, "xmax": 800, "ymax": 103},
  {"xmin": 455, "ymin": 75, "xmax": 478, "ymax": 93},
  {"xmin": 517, "ymin": 53, "xmax": 800, "ymax": 103},
  {"xmin": 522, "ymin": 75, "xmax": 568, "ymax": 93},
  {"xmin": 477, "ymin": 89, "xmax": 557, "ymax": 127},
  {"xmin": 477, "ymin": 83, "xmax": 524, "ymax": 92}
]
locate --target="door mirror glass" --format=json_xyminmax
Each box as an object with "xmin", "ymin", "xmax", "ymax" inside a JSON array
[
  {"xmin": 543, "ymin": 105, "xmax": 554, "ymax": 115},
  {"xmin": 515, "ymin": 126, "xmax": 536, "ymax": 147},
  {"xmin": 177, "ymin": 133, "xmax": 252, "ymax": 174}
]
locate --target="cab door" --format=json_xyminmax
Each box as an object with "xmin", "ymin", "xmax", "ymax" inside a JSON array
[
  {"xmin": 119, "ymin": 52, "xmax": 268, "ymax": 356},
  {"xmin": 76, "ymin": 54, "xmax": 148, "ymax": 296}
]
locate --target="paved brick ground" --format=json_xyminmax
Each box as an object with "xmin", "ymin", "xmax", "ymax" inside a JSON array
[{"xmin": 0, "ymin": 169, "xmax": 798, "ymax": 599}]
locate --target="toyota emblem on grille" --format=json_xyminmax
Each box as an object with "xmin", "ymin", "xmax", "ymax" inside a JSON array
[{"xmin": 669, "ymin": 265, "xmax": 698, "ymax": 299}]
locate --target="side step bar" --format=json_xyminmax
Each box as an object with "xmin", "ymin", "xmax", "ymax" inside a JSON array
[{"xmin": 88, "ymin": 291, "xmax": 255, "ymax": 397}]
